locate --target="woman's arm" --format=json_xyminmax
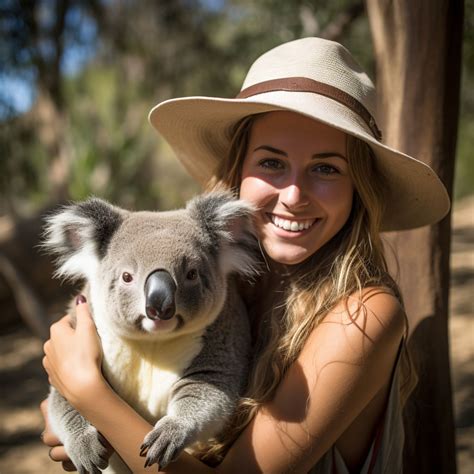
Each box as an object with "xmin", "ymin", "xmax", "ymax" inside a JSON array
[
  {"xmin": 43, "ymin": 288, "xmax": 405, "ymax": 473},
  {"xmin": 43, "ymin": 299, "xmax": 161, "ymax": 473},
  {"xmin": 214, "ymin": 288, "xmax": 405, "ymax": 473}
]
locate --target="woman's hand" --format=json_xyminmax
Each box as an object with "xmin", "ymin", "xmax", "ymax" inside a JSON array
[
  {"xmin": 42, "ymin": 296, "xmax": 105, "ymax": 408},
  {"xmin": 39, "ymin": 398, "xmax": 76, "ymax": 472},
  {"xmin": 40, "ymin": 398, "xmax": 114, "ymax": 472}
]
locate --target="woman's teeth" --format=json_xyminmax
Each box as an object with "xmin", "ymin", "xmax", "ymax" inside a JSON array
[{"xmin": 270, "ymin": 215, "xmax": 316, "ymax": 232}]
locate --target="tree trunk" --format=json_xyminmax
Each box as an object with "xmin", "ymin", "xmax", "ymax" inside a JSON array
[
  {"xmin": 0, "ymin": 207, "xmax": 79, "ymax": 339},
  {"xmin": 366, "ymin": 1, "xmax": 463, "ymax": 472}
]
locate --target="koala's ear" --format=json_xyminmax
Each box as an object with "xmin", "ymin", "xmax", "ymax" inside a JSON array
[
  {"xmin": 42, "ymin": 198, "xmax": 127, "ymax": 280},
  {"xmin": 186, "ymin": 191, "xmax": 260, "ymax": 277}
]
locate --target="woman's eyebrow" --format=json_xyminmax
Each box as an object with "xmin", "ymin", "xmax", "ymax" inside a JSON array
[
  {"xmin": 253, "ymin": 145, "xmax": 288, "ymax": 156},
  {"xmin": 253, "ymin": 146, "xmax": 347, "ymax": 161},
  {"xmin": 312, "ymin": 152, "xmax": 347, "ymax": 161}
]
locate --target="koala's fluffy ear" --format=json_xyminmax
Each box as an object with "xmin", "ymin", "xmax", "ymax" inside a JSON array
[
  {"xmin": 187, "ymin": 191, "xmax": 260, "ymax": 277},
  {"xmin": 42, "ymin": 198, "xmax": 127, "ymax": 281}
]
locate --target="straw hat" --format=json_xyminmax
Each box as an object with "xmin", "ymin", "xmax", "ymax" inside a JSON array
[{"xmin": 149, "ymin": 37, "xmax": 450, "ymax": 231}]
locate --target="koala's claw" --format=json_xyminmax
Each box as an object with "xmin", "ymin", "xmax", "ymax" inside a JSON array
[
  {"xmin": 66, "ymin": 426, "xmax": 109, "ymax": 474},
  {"xmin": 141, "ymin": 416, "xmax": 194, "ymax": 469}
]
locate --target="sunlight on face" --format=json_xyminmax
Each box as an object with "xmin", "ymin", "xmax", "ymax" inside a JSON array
[{"xmin": 239, "ymin": 111, "xmax": 354, "ymax": 265}]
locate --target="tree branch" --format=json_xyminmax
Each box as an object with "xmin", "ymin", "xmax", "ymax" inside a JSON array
[{"xmin": 0, "ymin": 252, "xmax": 49, "ymax": 340}]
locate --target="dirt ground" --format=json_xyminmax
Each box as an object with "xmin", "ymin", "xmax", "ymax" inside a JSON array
[
  {"xmin": 0, "ymin": 197, "xmax": 473, "ymax": 474},
  {"xmin": 449, "ymin": 195, "xmax": 474, "ymax": 473}
]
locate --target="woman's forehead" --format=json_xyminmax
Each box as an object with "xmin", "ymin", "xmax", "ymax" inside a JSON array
[{"xmin": 248, "ymin": 111, "xmax": 347, "ymax": 153}]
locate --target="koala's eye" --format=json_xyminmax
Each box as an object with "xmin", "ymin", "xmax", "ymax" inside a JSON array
[
  {"xmin": 186, "ymin": 269, "xmax": 198, "ymax": 281},
  {"xmin": 122, "ymin": 272, "xmax": 133, "ymax": 283}
]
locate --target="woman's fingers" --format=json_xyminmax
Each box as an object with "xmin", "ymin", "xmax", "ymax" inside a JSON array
[
  {"xmin": 42, "ymin": 428, "xmax": 62, "ymax": 447},
  {"xmin": 43, "ymin": 339, "xmax": 50, "ymax": 355},
  {"xmin": 48, "ymin": 446, "xmax": 71, "ymax": 462},
  {"xmin": 39, "ymin": 399, "xmax": 61, "ymax": 446},
  {"xmin": 42, "ymin": 300, "xmax": 103, "ymax": 401},
  {"xmin": 75, "ymin": 297, "xmax": 96, "ymax": 335},
  {"xmin": 42, "ymin": 429, "xmax": 61, "ymax": 447},
  {"xmin": 50, "ymin": 315, "xmax": 74, "ymax": 338},
  {"xmin": 40, "ymin": 399, "xmax": 76, "ymax": 470},
  {"xmin": 62, "ymin": 461, "xmax": 77, "ymax": 472}
]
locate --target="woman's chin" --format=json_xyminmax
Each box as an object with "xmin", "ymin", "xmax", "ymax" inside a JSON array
[{"xmin": 262, "ymin": 242, "xmax": 313, "ymax": 266}]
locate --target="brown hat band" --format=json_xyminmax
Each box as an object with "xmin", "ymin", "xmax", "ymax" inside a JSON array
[{"xmin": 236, "ymin": 77, "xmax": 382, "ymax": 141}]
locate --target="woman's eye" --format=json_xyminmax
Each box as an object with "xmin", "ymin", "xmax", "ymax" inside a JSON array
[
  {"xmin": 122, "ymin": 272, "xmax": 133, "ymax": 283},
  {"xmin": 313, "ymin": 164, "xmax": 339, "ymax": 175},
  {"xmin": 258, "ymin": 158, "xmax": 284, "ymax": 170}
]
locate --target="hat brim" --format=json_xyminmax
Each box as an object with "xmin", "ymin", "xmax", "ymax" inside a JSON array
[{"xmin": 149, "ymin": 92, "xmax": 450, "ymax": 231}]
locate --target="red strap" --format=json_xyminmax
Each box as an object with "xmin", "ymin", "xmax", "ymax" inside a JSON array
[
  {"xmin": 331, "ymin": 447, "xmax": 338, "ymax": 474},
  {"xmin": 330, "ymin": 339, "xmax": 403, "ymax": 473},
  {"xmin": 330, "ymin": 415, "xmax": 385, "ymax": 474},
  {"xmin": 367, "ymin": 416, "xmax": 385, "ymax": 474}
]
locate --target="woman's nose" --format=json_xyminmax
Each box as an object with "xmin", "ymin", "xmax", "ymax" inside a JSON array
[{"xmin": 280, "ymin": 181, "xmax": 310, "ymax": 209}]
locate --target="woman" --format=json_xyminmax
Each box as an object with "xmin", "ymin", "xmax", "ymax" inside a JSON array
[{"xmin": 41, "ymin": 37, "xmax": 450, "ymax": 473}]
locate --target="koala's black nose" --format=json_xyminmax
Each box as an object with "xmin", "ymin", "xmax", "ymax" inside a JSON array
[{"xmin": 144, "ymin": 270, "xmax": 177, "ymax": 320}]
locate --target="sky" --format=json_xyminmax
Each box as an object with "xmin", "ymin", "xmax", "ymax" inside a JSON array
[{"xmin": 0, "ymin": 3, "xmax": 98, "ymax": 119}]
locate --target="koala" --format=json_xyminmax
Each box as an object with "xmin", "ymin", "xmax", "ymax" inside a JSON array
[{"xmin": 43, "ymin": 192, "xmax": 259, "ymax": 473}]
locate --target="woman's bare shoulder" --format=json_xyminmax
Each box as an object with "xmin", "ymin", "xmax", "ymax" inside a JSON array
[
  {"xmin": 302, "ymin": 286, "xmax": 405, "ymax": 370},
  {"xmin": 323, "ymin": 287, "xmax": 404, "ymax": 339},
  {"xmin": 221, "ymin": 288, "xmax": 406, "ymax": 473}
]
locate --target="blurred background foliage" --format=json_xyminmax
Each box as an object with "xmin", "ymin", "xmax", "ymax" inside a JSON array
[
  {"xmin": 459, "ymin": 0, "xmax": 474, "ymax": 198},
  {"xmin": 0, "ymin": 0, "xmax": 471, "ymax": 216}
]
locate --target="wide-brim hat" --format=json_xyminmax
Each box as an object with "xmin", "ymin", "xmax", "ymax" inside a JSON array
[{"xmin": 149, "ymin": 37, "xmax": 450, "ymax": 231}]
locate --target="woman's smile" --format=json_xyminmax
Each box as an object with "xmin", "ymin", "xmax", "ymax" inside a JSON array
[
  {"xmin": 268, "ymin": 213, "xmax": 319, "ymax": 233},
  {"xmin": 265, "ymin": 212, "xmax": 322, "ymax": 241},
  {"xmin": 239, "ymin": 111, "xmax": 354, "ymax": 265}
]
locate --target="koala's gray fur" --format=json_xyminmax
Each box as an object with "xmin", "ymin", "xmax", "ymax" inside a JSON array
[{"xmin": 43, "ymin": 192, "xmax": 258, "ymax": 473}]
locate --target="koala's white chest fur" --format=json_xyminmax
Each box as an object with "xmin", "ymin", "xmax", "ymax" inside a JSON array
[{"xmin": 99, "ymin": 330, "xmax": 203, "ymax": 423}]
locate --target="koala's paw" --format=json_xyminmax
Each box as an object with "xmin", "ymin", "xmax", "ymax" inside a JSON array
[
  {"xmin": 140, "ymin": 416, "xmax": 195, "ymax": 469},
  {"xmin": 66, "ymin": 426, "xmax": 109, "ymax": 474}
]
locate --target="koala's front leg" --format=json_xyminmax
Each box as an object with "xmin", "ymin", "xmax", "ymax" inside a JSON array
[
  {"xmin": 140, "ymin": 381, "xmax": 233, "ymax": 469},
  {"xmin": 48, "ymin": 388, "xmax": 110, "ymax": 474}
]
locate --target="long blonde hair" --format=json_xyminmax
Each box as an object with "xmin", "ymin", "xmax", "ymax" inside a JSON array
[{"xmin": 202, "ymin": 114, "xmax": 416, "ymax": 464}]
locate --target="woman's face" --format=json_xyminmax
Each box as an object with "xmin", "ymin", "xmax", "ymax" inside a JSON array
[{"xmin": 240, "ymin": 111, "xmax": 354, "ymax": 265}]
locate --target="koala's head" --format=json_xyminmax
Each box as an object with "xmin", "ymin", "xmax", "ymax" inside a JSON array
[{"xmin": 43, "ymin": 192, "xmax": 258, "ymax": 341}]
